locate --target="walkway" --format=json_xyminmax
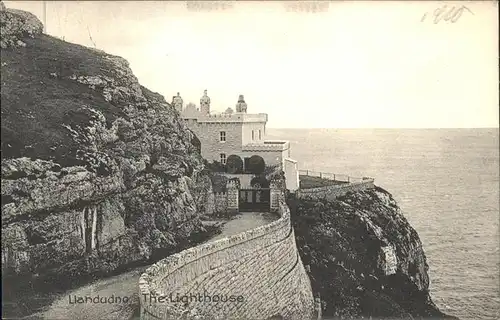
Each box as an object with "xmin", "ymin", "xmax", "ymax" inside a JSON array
[
  {"xmin": 37, "ymin": 211, "xmax": 278, "ymax": 320},
  {"xmin": 211, "ymin": 211, "xmax": 279, "ymax": 241}
]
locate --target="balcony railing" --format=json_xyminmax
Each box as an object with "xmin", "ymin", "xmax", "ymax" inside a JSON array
[{"xmin": 298, "ymin": 170, "xmax": 373, "ymax": 184}]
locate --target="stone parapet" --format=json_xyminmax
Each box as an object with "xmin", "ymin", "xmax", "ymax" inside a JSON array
[
  {"xmin": 242, "ymin": 140, "xmax": 290, "ymax": 152},
  {"xmin": 182, "ymin": 112, "xmax": 268, "ymax": 123},
  {"xmin": 297, "ymin": 179, "xmax": 375, "ymax": 201},
  {"xmin": 139, "ymin": 198, "xmax": 315, "ymax": 319}
]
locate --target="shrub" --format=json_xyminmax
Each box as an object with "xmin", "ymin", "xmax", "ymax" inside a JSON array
[
  {"xmin": 190, "ymin": 130, "xmax": 201, "ymax": 153},
  {"xmin": 225, "ymin": 154, "xmax": 243, "ymax": 174},
  {"xmin": 247, "ymin": 155, "xmax": 265, "ymax": 175},
  {"xmin": 250, "ymin": 175, "xmax": 270, "ymax": 188},
  {"xmin": 204, "ymin": 160, "xmax": 225, "ymax": 173},
  {"xmin": 210, "ymin": 174, "xmax": 228, "ymax": 193}
]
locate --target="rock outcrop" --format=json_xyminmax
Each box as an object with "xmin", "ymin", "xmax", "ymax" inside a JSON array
[
  {"xmin": 0, "ymin": 3, "xmax": 43, "ymax": 49},
  {"xmin": 287, "ymin": 186, "xmax": 458, "ymax": 319},
  {"xmin": 1, "ymin": 5, "xmax": 210, "ymax": 291},
  {"xmin": 1, "ymin": 4, "xmax": 458, "ymax": 320}
]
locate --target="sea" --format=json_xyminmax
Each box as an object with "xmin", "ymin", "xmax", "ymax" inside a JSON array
[{"xmin": 266, "ymin": 128, "xmax": 500, "ymax": 320}]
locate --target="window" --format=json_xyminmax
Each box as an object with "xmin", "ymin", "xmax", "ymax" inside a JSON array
[
  {"xmin": 252, "ymin": 130, "xmax": 254, "ymax": 140},
  {"xmin": 220, "ymin": 153, "xmax": 226, "ymax": 165},
  {"xmin": 259, "ymin": 130, "xmax": 261, "ymax": 140},
  {"xmin": 220, "ymin": 131, "xmax": 226, "ymax": 142}
]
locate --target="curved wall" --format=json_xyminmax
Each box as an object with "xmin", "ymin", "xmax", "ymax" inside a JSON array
[{"xmin": 139, "ymin": 199, "xmax": 315, "ymax": 320}]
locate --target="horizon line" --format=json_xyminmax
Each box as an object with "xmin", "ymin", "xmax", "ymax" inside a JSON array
[{"xmin": 265, "ymin": 127, "xmax": 500, "ymax": 130}]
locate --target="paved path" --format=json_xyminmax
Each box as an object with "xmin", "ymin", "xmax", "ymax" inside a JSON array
[
  {"xmin": 211, "ymin": 211, "xmax": 279, "ymax": 241},
  {"xmin": 40, "ymin": 267, "xmax": 144, "ymax": 320},
  {"xmin": 37, "ymin": 212, "xmax": 278, "ymax": 320}
]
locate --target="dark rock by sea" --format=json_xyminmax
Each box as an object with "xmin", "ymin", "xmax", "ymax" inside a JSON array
[
  {"xmin": 1, "ymin": 4, "xmax": 459, "ymax": 320},
  {"xmin": 288, "ymin": 187, "xmax": 459, "ymax": 320}
]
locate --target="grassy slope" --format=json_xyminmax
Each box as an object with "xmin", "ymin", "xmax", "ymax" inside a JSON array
[{"xmin": 0, "ymin": 34, "xmax": 124, "ymax": 163}]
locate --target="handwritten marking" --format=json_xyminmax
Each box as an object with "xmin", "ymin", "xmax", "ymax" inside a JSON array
[
  {"xmin": 284, "ymin": 1, "xmax": 329, "ymax": 13},
  {"xmin": 186, "ymin": 1, "xmax": 234, "ymax": 12},
  {"xmin": 421, "ymin": 4, "xmax": 474, "ymax": 24}
]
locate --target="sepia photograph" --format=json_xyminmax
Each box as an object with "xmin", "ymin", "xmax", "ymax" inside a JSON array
[{"xmin": 1, "ymin": 1, "xmax": 498, "ymax": 320}]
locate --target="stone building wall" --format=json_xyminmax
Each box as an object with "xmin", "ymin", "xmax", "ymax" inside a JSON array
[
  {"xmin": 297, "ymin": 179, "xmax": 375, "ymax": 201},
  {"xmin": 241, "ymin": 122, "xmax": 266, "ymax": 145},
  {"xmin": 182, "ymin": 117, "xmax": 290, "ymax": 170},
  {"xmin": 139, "ymin": 199, "xmax": 316, "ymax": 320},
  {"xmin": 284, "ymin": 158, "xmax": 299, "ymax": 192},
  {"xmin": 186, "ymin": 120, "xmax": 243, "ymax": 164},
  {"xmin": 240, "ymin": 149, "xmax": 288, "ymax": 168}
]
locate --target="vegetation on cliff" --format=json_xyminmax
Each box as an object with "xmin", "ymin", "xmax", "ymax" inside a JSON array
[
  {"xmin": 287, "ymin": 186, "xmax": 459, "ymax": 320},
  {"xmin": 1, "ymin": 4, "xmax": 213, "ymax": 304},
  {"xmin": 1, "ymin": 4, "xmax": 460, "ymax": 320}
]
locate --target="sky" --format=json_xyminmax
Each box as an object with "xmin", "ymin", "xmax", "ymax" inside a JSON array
[{"xmin": 4, "ymin": 1, "xmax": 499, "ymax": 128}]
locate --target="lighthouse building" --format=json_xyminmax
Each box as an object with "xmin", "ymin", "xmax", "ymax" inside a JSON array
[{"xmin": 175, "ymin": 90, "xmax": 299, "ymax": 191}]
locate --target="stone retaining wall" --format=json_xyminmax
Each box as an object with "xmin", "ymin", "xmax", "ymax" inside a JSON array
[
  {"xmin": 139, "ymin": 199, "xmax": 315, "ymax": 319},
  {"xmin": 297, "ymin": 179, "xmax": 375, "ymax": 201}
]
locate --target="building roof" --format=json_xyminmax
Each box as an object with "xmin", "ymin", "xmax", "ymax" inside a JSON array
[{"xmin": 181, "ymin": 111, "xmax": 268, "ymax": 123}]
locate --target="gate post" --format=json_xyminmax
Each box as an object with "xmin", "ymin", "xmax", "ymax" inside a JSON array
[
  {"xmin": 226, "ymin": 179, "xmax": 239, "ymax": 213},
  {"xmin": 270, "ymin": 181, "xmax": 280, "ymax": 213}
]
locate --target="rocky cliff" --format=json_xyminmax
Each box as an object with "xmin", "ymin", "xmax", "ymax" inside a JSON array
[
  {"xmin": 287, "ymin": 186, "xmax": 458, "ymax": 320},
  {"xmin": 1, "ymin": 5, "xmax": 213, "ymax": 293},
  {"xmin": 2, "ymin": 5, "xmax": 459, "ymax": 320}
]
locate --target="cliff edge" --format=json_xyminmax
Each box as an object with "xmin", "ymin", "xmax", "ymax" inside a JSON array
[
  {"xmin": 288, "ymin": 186, "xmax": 459, "ymax": 319},
  {"xmin": 1, "ymin": 4, "xmax": 212, "ymax": 303},
  {"xmin": 2, "ymin": 5, "xmax": 459, "ymax": 320}
]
